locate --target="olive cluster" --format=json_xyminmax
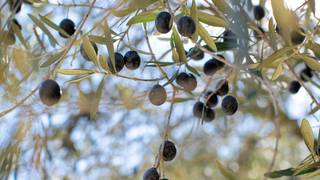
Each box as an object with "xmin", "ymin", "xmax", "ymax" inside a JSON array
[
  {"xmin": 39, "ymin": 48, "xmax": 142, "ymax": 106},
  {"xmin": 38, "ymin": 18, "xmax": 143, "ymax": 106},
  {"xmin": 193, "ymin": 80, "xmax": 238, "ymax": 123},
  {"xmin": 250, "ymin": 4, "xmax": 308, "ymax": 95},
  {"xmin": 253, "ymin": 4, "xmax": 306, "ymax": 45}
]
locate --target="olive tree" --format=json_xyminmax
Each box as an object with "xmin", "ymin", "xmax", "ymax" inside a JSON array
[{"xmin": 0, "ymin": 0, "xmax": 319, "ymax": 179}]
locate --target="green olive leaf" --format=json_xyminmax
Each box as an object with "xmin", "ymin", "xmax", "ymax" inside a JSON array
[
  {"xmin": 198, "ymin": 11, "xmax": 226, "ymax": 27},
  {"xmin": 83, "ymin": 35, "xmax": 98, "ymax": 63},
  {"xmin": 40, "ymin": 50, "xmax": 65, "ymax": 67},
  {"xmin": 127, "ymin": 11, "xmax": 158, "ymax": 25},
  {"xmin": 260, "ymin": 46, "xmax": 296, "ymax": 68},
  {"xmin": 56, "ymin": 69, "xmax": 95, "ymax": 76},
  {"xmin": 271, "ymin": 63, "xmax": 283, "ymax": 81},
  {"xmin": 172, "ymin": 26, "xmax": 187, "ymax": 64},
  {"xmin": 300, "ymin": 119, "xmax": 315, "ymax": 154},
  {"xmin": 306, "ymin": 42, "xmax": 320, "ymax": 59},
  {"xmin": 104, "ymin": 22, "xmax": 116, "ymax": 72},
  {"xmin": 10, "ymin": 20, "xmax": 29, "ymax": 49},
  {"xmin": 90, "ymin": 78, "xmax": 105, "ymax": 119},
  {"xmin": 198, "ymin": 23, "xmax": 217, "ymax": 51},
  {"xmin": 39, "ymin": 14, "xmax": 70, "ymax": 38},
  {"xmin": 297, "ymin": 54, "xmax": 320, "ymax": 71},
  {"xmin": 190, "ymin": 0, "xmax": 199, "ymax": 42},
  {"xmin": 28, "ymin": 14, "xmax": 58, "ymax": 47},
  {"xmin": 264, "ymin": 168, "xmax": 295, "ymax": 178}
]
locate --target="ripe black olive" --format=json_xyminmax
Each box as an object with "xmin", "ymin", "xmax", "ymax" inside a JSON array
[
  {"xmin": 177, "ymin": 16, "xmax": 196, "ymax": 37},
  {"xmin": 59, "ymin": 19, "xmax": 76, "ymax": 38},
  {"xmin": 39, "ymin": 79, "xmax": 62, "ymax": 106},
  {"xmin": 221, "ymin": 95, "xmax": 238, "ymax": 115},
  {"xmin": 148, "ymin": 84, "xmax": 167, "ymax": 106},
  {"xmin": 124, "ymin": 50, "xmax": 141, "ymax": 70},
  {"xmin": 155, "ymin": 11, "xmax": 172, "ymax": 34},
  {"xmin": 253, "ymin": 5, "xmax": 265, "ymax": 20}
]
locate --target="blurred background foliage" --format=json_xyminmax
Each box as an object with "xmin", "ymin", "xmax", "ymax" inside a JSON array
[{"xmin": 0, "ymin": 0, "xmax": 320, "ymax": 179}]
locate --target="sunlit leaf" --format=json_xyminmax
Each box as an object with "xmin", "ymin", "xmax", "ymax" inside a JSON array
[
  {"xmin": 172, "ymin": 26, "xmax": 187, "ymax": 64},
  {"xmin": 198, "ymin": 23, "xmax": 217, "ymax": 51},
  {"xmin": 90, "ymin": 78, "xmax": 105, "ymax": 119},
  {"xmin": 10, "ymin": 20, "xmax": 29, "ymax": 49},
  {"xmin": 83, "ymin": 35, "xmax": 98, "ymax": 63},
  {"xmin": 190, "ymin": 0, "xmax": 199, "ymax": 42},
  {"xmin": 260, "ymin": 46, "xmax": 296, "ymax": 68},
  {"xmin": 198, "ymin": 11, "xmax": 226, "ymax": 27},
  {"xmin": 111, "ymin": 8, "xmax": 136, "ymax": 17},
  {"xmin": 146, "ymin": 61, "xmax": 175, "ymax": 67},
  {"xmin": 12, "ymin": 48, "xmax": 29, "ymax": 76},
  {"xmin": 300, "ymin": 119, "xmax": 315, "ymax": 154},
  {"xmin": 99, "ymin": 55, "xmax": 108, "ymax": 71},
  {"xmin": 104, "ymin": 22, "xmax": 115, "ymax": 72},
  {"xmin": 65, "ymin": 75, "xmax": 92, "ymax": 84},
  {"xmin": 267, "ymin": 18, "xmax": 277, "ymax": 48},
  {"xmin": 127, "ymin": 11, "xmax": 157, "ymax": 25},
  {"xmin": 306, "ymin": 42, "xmax": 320, "ymax": 58},
  {"xmin": 39, "ymin": 14, "xmax": 70, "ymax": 38},
  {"xmin": 298, "ymin": 54, "xmax": 320, "ymax": 71},
  {"xmin": 40, "ymin": 50, "xmax": 65, "ymax": 67},
  {"xmin": 28, "ymin": 14, "xmax": 58, "ymax": 47},
  {"xmin": 56, "ymin": 69, "xmax": 95, "ymax": 76},
  {"xmin": 167, "ymin": 97, "xmax": 194, "ymax": 103},
  {"xmin": 271, "ymin": 63, "xmax": 283, "ymax": 81},
  {"xmin": 212, "ymin": 0, "xmax": 231, "ymax": 13}
]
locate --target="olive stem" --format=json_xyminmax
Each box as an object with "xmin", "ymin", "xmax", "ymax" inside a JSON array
[{"xmin": 0, "ymin": 87, "xmax": 38, "ymax": 118}]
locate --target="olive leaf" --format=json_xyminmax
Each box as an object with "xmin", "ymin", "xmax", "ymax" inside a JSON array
[
  {"xmin": 264, "ymin": 168, "xmax": 295, "ymax": 178},
  {"xmin": 298, "ymin": 54, "xmax": 320, "ymax": 71},
  {"xmin": 172, "ymin": 26, "xmax": 187, "ymax": 64},
  {"xmin": 65, "ymin": 75, "xmax": 92, "ymax": 84},
  {"xmin": 198, "ymin": 11, "xmax": 226, "ymax": 27},
  {"xmin": 90, "ymin": 78, "xmax": 105, "ymax": 119},
  {"xmin": 39, "ymin": 15, "xmax": 69, "ymax": 38},
  {"xmin": 300, "ymin": 119, "xmax": 315, "ymax": 154},
  {"xmin": 271, "ymin": 63, "xmax": 283, "ymax": 81},
  {"xmin": 104, "ymin": 22, "xmax": 116, "ymax": 72},
  {"xmin": 127, "ymin": 11, "xmax": 158, "ymax": 25},
  {"xmin": 198, "ymin": 23, "xmax": 217, "ymax": 51},
  {"xmin": 40, "ymin": 50, "xmax": 65, "ymax": 67},
  {"xmin": 56, "ymin": 69, "xmax": 95, "ymax": 76},
  {"xmin": 260, "ymin": 46, "xmax": 296, "ymax": 68},
  {"xmin": 82, "ymin": 35, "xmax": 98, "ymax": 63},
  {"xmin": 28, "ymin": 14, "xmax": 58, "ymax": 47},
  {"xmin": 10, "ymin": 20, "xmax": 29, "ymax": 49},
  {"xmin": 306, "ymin": 42, "xmax": 320, "ymax": 58},
  {"xmin": 190, "ymin": 0, "xmax": 199, "ymax": 42}
]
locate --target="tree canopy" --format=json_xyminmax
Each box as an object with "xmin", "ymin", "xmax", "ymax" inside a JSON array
[{"xmin": 0, "ymin": 0, "xmax": 320, "ymax": 179}]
